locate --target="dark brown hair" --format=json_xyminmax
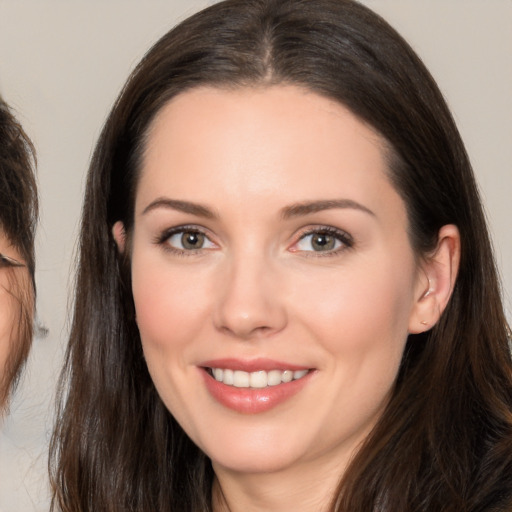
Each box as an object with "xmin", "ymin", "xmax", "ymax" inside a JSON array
[
  {"xmin": 0, "ymin": 97, "xmax": 38, "ymax": 410},
  {"xmin": 50, "ymin": 1, "xmax": 512, "ymax": 510}
]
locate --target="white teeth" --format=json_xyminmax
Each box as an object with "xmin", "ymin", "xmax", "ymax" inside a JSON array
[
  {"xmin": 210, "ymin": 368, "xmax": 310, "ymax": 388},
  {"xmin": 267, "ymin": 370, "xmax": 283, "ymax": 386},
  {"xmin": 223, "ymin": 368, "xmax": 234, "ymax": 385},
  {"xmin": 281, "ymin": 370, "xmax": 293, "ymax": 383},
  {"xmin": 249, "ymin": 371, "xmax": 268, "ymax": 388},
  {"xmin": 233, "ymin": 370, "xmax": 250, "ymax": 388}
]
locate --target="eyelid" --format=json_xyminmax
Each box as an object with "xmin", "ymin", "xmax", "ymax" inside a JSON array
[
  {"xmin": 153, "ymin": 223, "xmax": 353, "ymax": 257},
  {"xmin": 289, "ymin": 225, "xmax": 353, "ymax": 255},
  {"xmin": 155, "ymin": 224, "xmax": 218, "ymax": 253},
  {"xmin": 0, "ymin": 254, "xmax": 25, "ymax": 268}
]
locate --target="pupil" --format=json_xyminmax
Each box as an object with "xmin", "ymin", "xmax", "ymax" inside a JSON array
[
  {"xmin": 312, "ymin": 234, "xmax": 334, "ymax": 251},
  {"xmin": 182, "ymin": 232, "xmax": 204, "ymax": 249}
]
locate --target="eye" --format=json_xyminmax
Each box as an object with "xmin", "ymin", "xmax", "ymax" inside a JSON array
[
  {"xmin": 0, "ymin": 253, "xmax": 25, "ymax": 268},
  {"xmin": 163, "ymin": 228, "xmax": 216, "ymax": 252},
  {"xmin": 292, "ymin": 228, "xmax": 352, "ymax": 254}
]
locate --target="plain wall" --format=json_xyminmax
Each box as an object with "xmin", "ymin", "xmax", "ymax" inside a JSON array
[{"xmin": 0, "ymin": 1, "xmax": 510, "ymax": 510}]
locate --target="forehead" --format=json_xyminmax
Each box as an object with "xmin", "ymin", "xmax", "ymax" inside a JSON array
[{"xmin": 136, "ymin": 85, "xmax": 404, "ymax": 224}]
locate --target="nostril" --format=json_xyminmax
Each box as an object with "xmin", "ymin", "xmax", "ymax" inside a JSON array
[{"xmin": 218, "ymin": 322, "xmax": 275, "ymax": 340}]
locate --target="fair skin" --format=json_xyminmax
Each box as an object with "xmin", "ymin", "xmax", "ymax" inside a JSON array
[
  {"xmin": 114, "ymin": 85, "xmax": 459, "ymax": 511},
  {"xmin": 0, "ymin": 229, "xmax": 26, "ymax": 409}
]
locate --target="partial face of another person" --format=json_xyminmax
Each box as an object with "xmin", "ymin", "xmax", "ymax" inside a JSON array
[
  {"xmin": 0, "ymin": 229, "xmax": 28, "ymax": 407},
  {"xmin": 118, "ymin": 86, "xmax": 433, "ymax": 476}
]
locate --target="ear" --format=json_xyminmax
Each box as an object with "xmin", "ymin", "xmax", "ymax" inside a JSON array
[
  {"xmin": 409, "ymin": 224, "xmax": 460, "ymax": 334},
  {"xmin": 112, "ymin": 221, "xmax": 127, "ymax": 253}
]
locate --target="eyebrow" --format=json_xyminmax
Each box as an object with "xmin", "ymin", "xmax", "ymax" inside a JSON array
[
  {"xmin": 142, "ymin": 198, "xmax": 216, "ymax": 218},
  {"xmin": 281, "ymin": 199, "xmax": 375, "ymax": 219},
  {"xmin": 141, "ymin": 197, "xmax": 374, "ymax": 220}
]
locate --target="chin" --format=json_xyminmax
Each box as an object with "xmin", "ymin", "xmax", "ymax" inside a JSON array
[
  {"xmin": 211, "ymin": 450, "xmax": 302, "ymax": 475},
  {"xmin": 195, "ymin": 423, "xmax": 318, "ymax": 475}
]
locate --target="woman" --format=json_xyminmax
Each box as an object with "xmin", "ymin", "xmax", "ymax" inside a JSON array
[
  {"xmin": 0, "ymin": 97, "xmax": 38, "ymax": 412},
  {"xmin": 50, "ymin": 0, "xmax": 512, "ymax": 510}
]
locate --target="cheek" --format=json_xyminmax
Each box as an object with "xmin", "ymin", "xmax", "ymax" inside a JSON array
[
  {"xmin": 131, "ymin": 260, "xmax": 212, "ymax": 356},
  {"xmin": 130, "ymin": 257, "xmax": 214, "ymax": 438},
  {"xmin": 290, "ymin": 254, "xmax": 416, "ymax": 368},
  {"xmin": 288, "ymin": 258, "xmax": 416, "ymax": 438}
]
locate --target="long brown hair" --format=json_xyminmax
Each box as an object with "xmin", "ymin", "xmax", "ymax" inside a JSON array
[
  {"xmin": 0, "ymin": 97, "xmax": 38, "ymax": 410},
  {"xmin": 50, "ymin": 1, "xmax": 512, "ymax": 510}
]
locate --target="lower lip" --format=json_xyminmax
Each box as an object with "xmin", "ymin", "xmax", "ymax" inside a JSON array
[{"xmin": 201, "ymin": 369, "xmax": 313, "ymax": 414}]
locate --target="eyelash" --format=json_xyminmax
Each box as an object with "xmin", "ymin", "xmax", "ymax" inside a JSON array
[
  {"xmin": 292, "ymin": 226, "xmax": 354, "ymax": 257},
  {"xmin": 0, "ymin": 254, "xmax": 25, "ymax": 268},
  {"xmin": 154, "ymin": 225, "xmax": 353, "ymax": 257},
  {"xmin": 154, "ymin": 225, "xmax": 215, "ymax": 257}
]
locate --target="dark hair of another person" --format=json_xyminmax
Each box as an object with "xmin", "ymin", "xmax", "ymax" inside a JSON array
[
  {"xmin": 0, "ymin": 97, "xmax": 38, "ymax": 409},
  {"xmin": 50, "ymin": 1, "xmax": 512, "ymax": 510}
]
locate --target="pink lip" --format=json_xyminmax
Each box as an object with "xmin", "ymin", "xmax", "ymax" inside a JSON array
[
  {"xmin": 199, "ymin": 358, "xmax": 314, "ymax": 414},
  {"xmin": 200, "ymin": 358, "xmax": 310, "ymax": 372}
]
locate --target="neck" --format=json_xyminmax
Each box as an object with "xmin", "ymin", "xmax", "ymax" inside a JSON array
[{"xmin": 211, "ymin": 453, "xmax": 348, "ymax": 512}]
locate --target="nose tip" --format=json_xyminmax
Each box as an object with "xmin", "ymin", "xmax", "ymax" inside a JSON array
[{"xmin": 213, "ymin": 262, "xmax": 287, "ymax": 340}]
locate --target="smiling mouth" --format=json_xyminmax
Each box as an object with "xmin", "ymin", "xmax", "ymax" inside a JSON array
[{"xmin": 205, "ymin": 368, "xmax": 311, "ymax": 389}]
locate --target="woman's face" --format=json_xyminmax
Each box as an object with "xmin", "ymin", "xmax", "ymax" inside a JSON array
[
  {"xmin": 124, "ymin": 85, "xmax": 429, "ymax": 477},
  {"xmin": 0, "ymin": 230, "xmax": 27, "ymax": 405}
]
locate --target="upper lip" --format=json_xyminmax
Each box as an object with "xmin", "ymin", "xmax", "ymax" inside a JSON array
[{"xmin": 200, "ymin": 358, "xmax": 311, "ymax": 373}]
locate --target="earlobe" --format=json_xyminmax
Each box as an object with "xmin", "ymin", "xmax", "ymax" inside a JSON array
[
  {"xmin": 112, "ymin": 221, "xmax": 127, "ymax": 253},
  {"xmin": 409, "ymin": 224, "xmax": 461, "ymax": 334}
]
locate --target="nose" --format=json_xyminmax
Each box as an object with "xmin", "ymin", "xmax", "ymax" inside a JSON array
[{"xmin": 213, "ymin": 253, "xmax": 287, "ymax": 340}]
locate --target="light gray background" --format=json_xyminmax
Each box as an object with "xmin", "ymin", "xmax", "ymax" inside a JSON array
[{"xmin": 0, "ymin": 1, "xmax": 510, "ymax": 511}]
